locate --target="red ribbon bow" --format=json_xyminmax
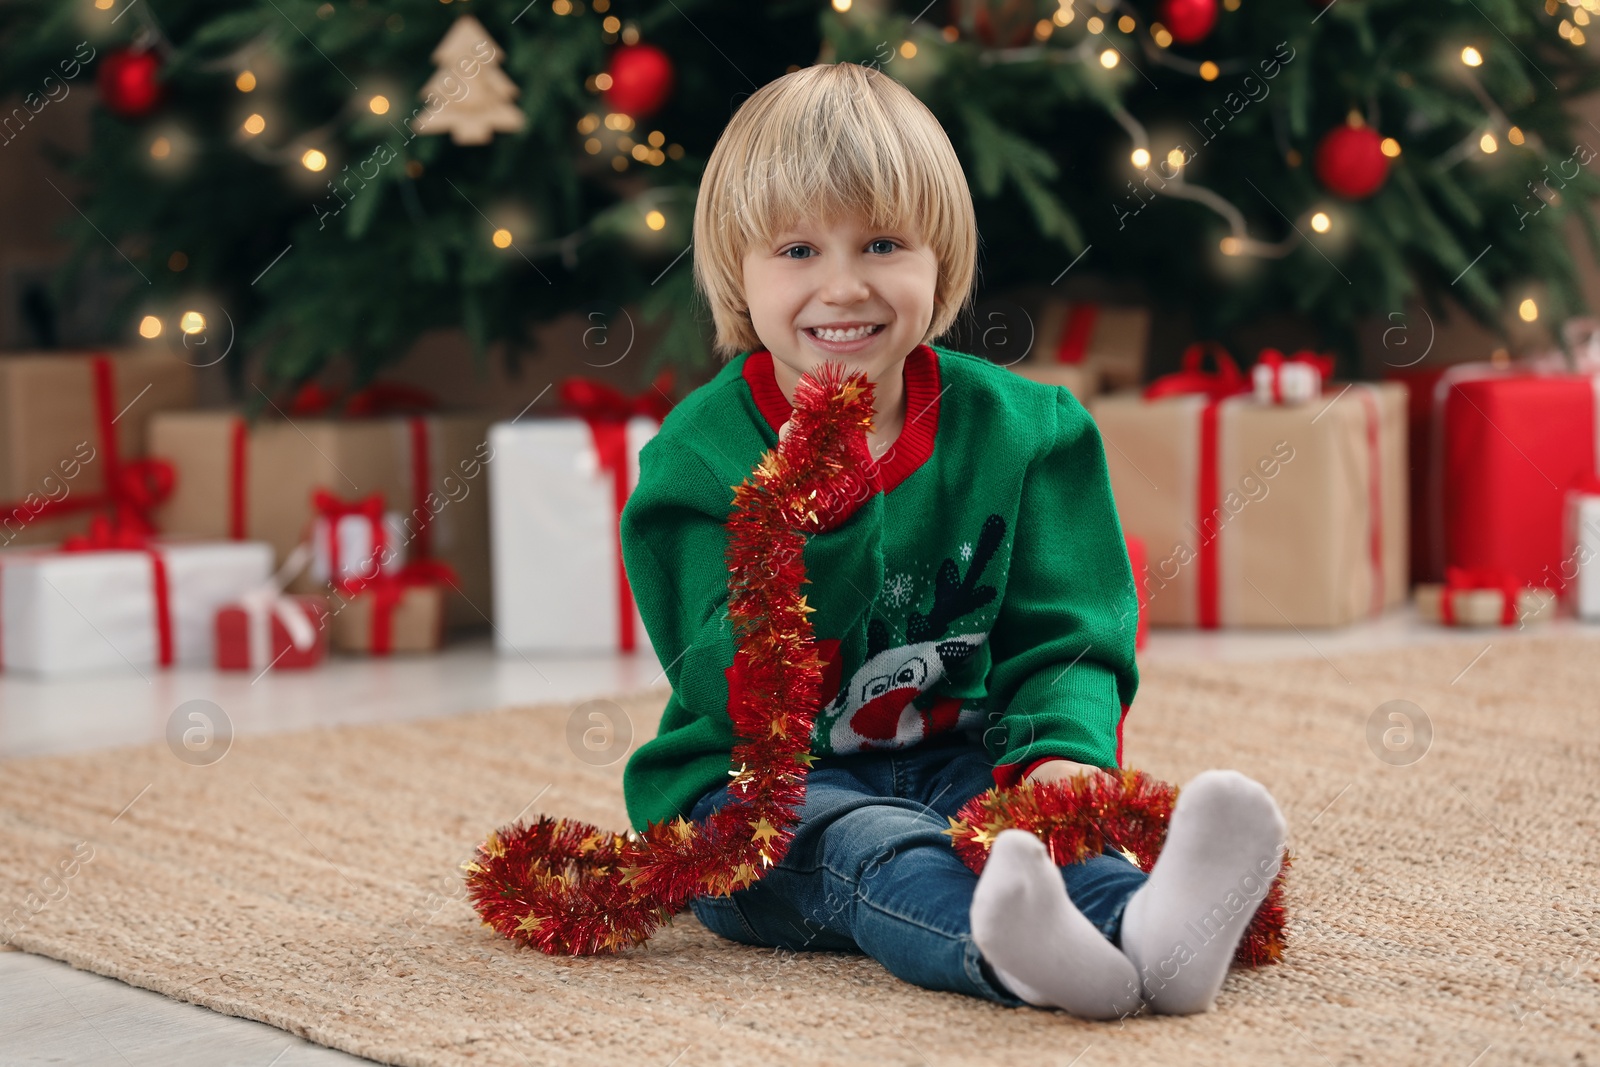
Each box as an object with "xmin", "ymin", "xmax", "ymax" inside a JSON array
[
  {"xmin": 286, "ymin": 381, "xmax": 440, "ymax": 418},
  {"xmin": 1441, "ymin": 565, "xmax": 1524, "ymax": 625},
  {"xmin": 1143, "ymin": 342, "xmax": 1253, "ymax": 402}
]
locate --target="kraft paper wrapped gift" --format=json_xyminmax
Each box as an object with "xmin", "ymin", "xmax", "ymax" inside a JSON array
[
  {"xmin": 0, "ymin": 530, "xmax": 273, "ymax": 676},
  {"xmin": 328, "ymin": 578, "xmax": 446, "ymax": 654},
  {"xmin": 1090, "ymin": 345, "xmax": 1409, "ymax": 628},
  {"xmin": 147, "ymin": 408, "xmax": 491, "ymax": 630},
  {"xmin": 0, "ymin": 349, "xmax": 195, "ymax": 549},
  {"xmin": 489, "ymin": 415, "xmax": 658, "ymax": 655},
  {"xmin": 1021, "ymin": 300, "xmax": 1150, "ymax": 394}
]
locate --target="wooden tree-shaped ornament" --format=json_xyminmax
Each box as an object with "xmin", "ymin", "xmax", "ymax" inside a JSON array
[{"xmin": 412, "ymin": 15, "xmax": 525, "ymax": 146}]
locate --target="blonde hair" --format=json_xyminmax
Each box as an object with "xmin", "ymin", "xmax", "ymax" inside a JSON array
[{"xmin": 692, "ymin": 63, "xmax": 979, "ymax": 360}]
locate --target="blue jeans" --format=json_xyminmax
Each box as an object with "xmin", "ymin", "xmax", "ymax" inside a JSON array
[{"xmin": 685, "ymin": 739, "xmax": 1149, "ymax": 1007}]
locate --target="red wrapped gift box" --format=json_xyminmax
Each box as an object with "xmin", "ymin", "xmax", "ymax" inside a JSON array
[
  {"xmin": 1433, "ymin": 370, "xmax": 1599, "ymax": 589},
  {"xmin": 215, "ymin": 593, "xmax": 329, "ymax": 671}
]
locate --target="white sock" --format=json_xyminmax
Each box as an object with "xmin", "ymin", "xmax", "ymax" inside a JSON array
[
  {"xmin": 1118, "ymin": 769, "xmax": 1286, "ymax": 1014},
  {"xmin": 969, "ymin": 828, "xmax": 1144, "ymax": 1020}
]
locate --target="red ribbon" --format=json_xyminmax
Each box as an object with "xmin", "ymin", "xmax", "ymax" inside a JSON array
[
  {"xmin": 1254, "ymin": 348, "xmax": 1336, "ymax": 404},
  {"xmin": 285, "ymin": 380, "xmax": 440, "ymax": 418},
  {"xmin": 0, "ymin": 353, "xmax": 173, "ymax": 538},
  {"xmin": 557, "ymin": 371, "xmax": 676, "ymax": 652},
  {"xmin": 1144, "ymin": 344, "xmax": 1252, "ymax": 628},
  {"xmin": 1441, "ymin": 565, "xmax": 1523, "ymax": 625},
  {"xmin": 1056, "ymin": 303, "xmax": 1098, "ymax": 364},
  {"xmin": 60, "ymin": 514, "xmax": 175, "ymax": 666},
  {"xmin": 310, "ymin": 488, "xmax": 389, "ymax": 592}
]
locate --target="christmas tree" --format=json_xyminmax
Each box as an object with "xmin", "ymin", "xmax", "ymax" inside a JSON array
[{"xmin": 3, "ymin": 0, "xmax": 1599, "ymax": 399}]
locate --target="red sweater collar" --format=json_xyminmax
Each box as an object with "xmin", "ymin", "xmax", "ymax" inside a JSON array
[{"xmin": 741, "ymin": 344, "xmax": 941, "ymax": 494}]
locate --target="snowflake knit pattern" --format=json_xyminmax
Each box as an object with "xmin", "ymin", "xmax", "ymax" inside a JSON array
[{"xmin": 618, "ymin": 343, "xmax": 1140, "ymax": 833}]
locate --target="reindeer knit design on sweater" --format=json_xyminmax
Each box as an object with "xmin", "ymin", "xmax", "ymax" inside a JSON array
[{"xmin": 618, "ymin": 343, "xmax": 1140, "ymax": 834}]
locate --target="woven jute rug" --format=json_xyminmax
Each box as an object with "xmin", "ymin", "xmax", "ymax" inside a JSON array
[{"xmin": 2, "ymin": 635, "xmax": 1596, "ymax": 1066}]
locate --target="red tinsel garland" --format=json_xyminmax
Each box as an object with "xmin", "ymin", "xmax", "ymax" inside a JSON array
[{"xmin": 462, "ymin": 360, "xmax": 1289, "ymax": 967}]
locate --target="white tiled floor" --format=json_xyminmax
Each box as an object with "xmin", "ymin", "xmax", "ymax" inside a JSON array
[{"xmin": 2, "ymin": 611, "xmax": 1597, "ymax": 1065}]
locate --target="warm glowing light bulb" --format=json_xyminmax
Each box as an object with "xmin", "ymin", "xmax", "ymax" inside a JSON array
[
  {"xmin": 1131, "ymin": 147, "xmax": 1151, "ymax": 168},
  {"xmin": 832, "ymin": 0, "xmax": 851, "ymax": 10},
  {"xmin": 1087, "ymin": 15, "xmax": 1104, "ymax": 32},
  {"xmin": 1100, "ymin": 48, "xmax": 1119, "ymax": 68},
  {"xmin": 1220, "ymin": 236, "xmax": 1242, "ymax": 255},
  {"xmin": 1199, "ymin": 61, "xmax": 1219, "ymax": 81},
  {"xmin": 369, "ymin": 95, "xmax": 390, "ymax": 115},
  {"xmin": 149, "ymin": 136, "xmax": 171, "ymax": 159},
  {"xmin": 1508, "ymin": 126, "xmax": 1525, "ymax": 145},
  {"xmin": 1152, "ymin": 25, "xmax": 1172, "ymax": 47},
  {"xmin": 1461, "ymin": 46, "xmax": 1483, "ymax": 66},
  {"xmin": 1310, "ymin": 211, "xmax": 1331, "ymax": 233},
  {"xmin": 1166, "ymin": 147, "xmax": 1186, "ymax": 169},
  {"xmin": 1519, "ymin": 298, "xmax": 1538, "ymax": 321},
  {"xmin": 1480, "ymin": 132, "xmax": 1498, "ymax": 153},
  {"xmin": 492, "ymin": 228, "xmax": 513, "ymax": 248},
  {"xmin": 301, "ymin": 149, "xmax": 328, "ymax": 171},
  {"xmin": 180, "ymin": 311, "xmax": 206, "ymax": 335},
  {"xmin": 139, "ymin": 315, "xmax": 162, "ymax": 339},
  {"xmin": 236, "ymin": 71, "xmax": 256, "ymax": 92},
  {"xmin": 900, "ymin": 40, "xmax": 917, "ymax": 58},
  {"xmin": 242, "ymin": 113, "xmax": 265, "ymax": 136},
  {"xmin": 1380, "ymin": 137, "xmax": 1401, "ymax": 157}
]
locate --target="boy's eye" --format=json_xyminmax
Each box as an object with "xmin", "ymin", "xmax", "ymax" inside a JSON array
[
  {"xmin": 781, "ymin": 245, "xmax": 815, "ymax": 260},
  {"xmin": 868, "ymin": 239, "xmax": 899, "ymax": 254}
]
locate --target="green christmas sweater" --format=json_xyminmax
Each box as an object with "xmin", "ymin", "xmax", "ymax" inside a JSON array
[{"xmin": 619, "ymin": 342, "xmax": 1140, "ymax": 833}]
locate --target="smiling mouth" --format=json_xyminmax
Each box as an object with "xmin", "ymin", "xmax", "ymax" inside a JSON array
[{"xmin": 806, "ymin": 324, "xmax": 886, "ymax": 342}]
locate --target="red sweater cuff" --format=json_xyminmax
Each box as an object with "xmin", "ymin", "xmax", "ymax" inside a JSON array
[{"xmin": 991, "ymin": 755, "xmax": 1064, "ymax": 790}]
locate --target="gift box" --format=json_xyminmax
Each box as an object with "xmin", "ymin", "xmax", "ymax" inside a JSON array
[
  {"xmin": 0, "ymin": 519, "xmax": 273, "ymax": 676},
  {"xmin": 1563, "ymin": 483, "xmax": 1600, "ymax": 619},
  {"xmin": 1091, "ymin": 344, "xmax": 1408, "ymax": 628},
  {"xmin": 1421, "ymin": 356, "xmax": 1599, "ymax": 591},
  {"xmin": 327, "ymin": 569, "xmax": 449, "ymax": 654},
  {"xmin": 147, "ymin": 386, "xmax": 490, "ymax": 629},
  {"xmin": 489, "ymin": 376, "xmax": 669, "ymax": 654},
  {"xmin": 0, "ymin": 349, "xmax": 194, "ymax": 550},
  {"xmin": 1021, "ymin": 300, "xmax": 1150, "ymax": 395},
  {"xmin": 216, "ymin": 594, "xmax": 329, "ymax": 671},
  {"xmin": 307, "ymin": 490, "xmax": 409, "ymax": 587},
  {"xmin": 1415, "ymin": 568, "xmax": 1556, "ymax": 627}
]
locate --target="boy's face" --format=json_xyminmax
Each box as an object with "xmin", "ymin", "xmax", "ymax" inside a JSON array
[{"xmin": 741, "ymin": 210, "xmax": 938, "ymax": 397}]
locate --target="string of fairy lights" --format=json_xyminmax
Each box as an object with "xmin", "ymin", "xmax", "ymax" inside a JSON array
[{"xmin": 81, "ymin": 0, "xmax": 1593, "ymax": 340}]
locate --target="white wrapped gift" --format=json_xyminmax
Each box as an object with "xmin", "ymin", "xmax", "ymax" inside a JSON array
[
  {"xmin": 1564, "ymin": 487, "xmax": 1600, "ymax": 619},
  {"xmin": 306, "ymin": 489, "xmax": 408, "ymax": 587},
  {"xmin": 0, "ymin": 535, "xmax": 274, "ymax": 676},
  {"xmin": 488, "ymin": 415, "xmax": 657, "ymax": 654}
]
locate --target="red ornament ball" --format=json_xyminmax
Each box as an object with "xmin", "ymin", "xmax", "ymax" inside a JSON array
[
  {"xmin": 604, "ymin": 44, "xmax": 675, "ymax": 118},
  {"xmin": 1160, "ymin": 0, "xmax": 1219, "ymax": 44},
  {"xmin": 97, "ymin": 46, "xmax": 165, "ymax": 119},
  {"xmin": 1314, "ymin": 124, "xmax": 1390, "ymax": 199}
]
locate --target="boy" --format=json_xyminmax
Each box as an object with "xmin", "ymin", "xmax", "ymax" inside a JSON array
[{"xmin": 619, "ymin": 62, "xmax": 1285, "ymax": 1020}]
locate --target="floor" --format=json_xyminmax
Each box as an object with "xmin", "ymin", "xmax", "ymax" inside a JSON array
[{"xmin": 2, "ymin": 610, "xmax": 1595, "ymax": 1065}]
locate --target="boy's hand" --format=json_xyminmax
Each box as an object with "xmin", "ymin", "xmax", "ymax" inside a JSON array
[
  {"xmin": 1024, "ymin": 758, "xmax": 1113, "ymax": 787},
  {"xmin": 778, "ymin": 419, "xmax": 793, "ymax": 445}
]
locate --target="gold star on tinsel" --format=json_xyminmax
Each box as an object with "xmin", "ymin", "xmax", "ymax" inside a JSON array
[
  {"xmin": 728, "ymin": 761, "xmax": 749, "ymax": 780},
  {"xmin": 795, "ymin": 752, "xmax": 819, "ymax": 768},
  {"xmin": 733, "ymin": 862, "xmax": 758, "ymax": 887},
  {"xmin": 516, "ymin": 911, "xmax": 544, "ymax": 934},
  {"xmin": 750, "ymin": 817, "xmax": 780, "ymax": 845},
  {"xmin": 769, "ymin": 716, "xmax": 788, "ymax": 739},
  {"xmin": 482, "ymin": 831, "xmax": 506, "ymax": 860},
  {"xmin": 577, "ymin": 831, "xmax": 604, "ymax": 854},
  {"xmin": 671, "ymin": 815, "xmax": 696, "ymax": 842}
]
